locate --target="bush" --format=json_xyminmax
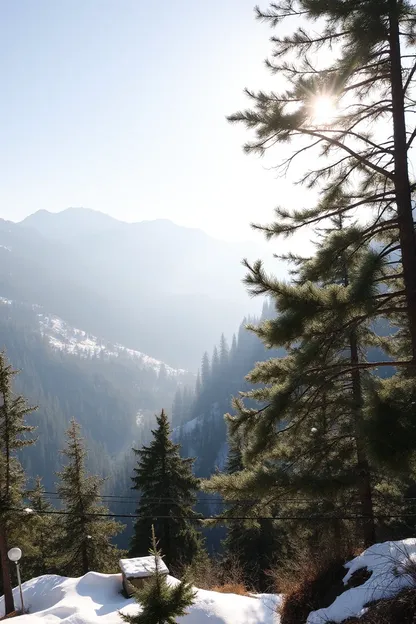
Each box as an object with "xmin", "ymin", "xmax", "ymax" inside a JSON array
[
  {"xmin": 275, "ymin": 542, "xmax": 358, "ymax": 624},
  {"xmin": 184, "ymin": 550, "xmax": 249, "ymax": 591}
]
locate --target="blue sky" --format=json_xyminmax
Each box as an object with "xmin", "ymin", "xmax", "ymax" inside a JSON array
[{"xmin": 0, "ymin": 1, "xmax": 311, "ymax": 243}]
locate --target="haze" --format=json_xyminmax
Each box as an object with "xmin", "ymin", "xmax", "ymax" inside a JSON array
[{"xmin": 0, "ymin": 0, "xmax": 313, "ymax": 247}]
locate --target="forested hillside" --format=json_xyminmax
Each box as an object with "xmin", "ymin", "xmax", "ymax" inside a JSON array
[
  {"xmin": 0, "ymin": 298, "xmax": 191, "ymax": 490},
  {"xmin": 174, "ymin": 300, "xmax": 283, "ymax": 477}
]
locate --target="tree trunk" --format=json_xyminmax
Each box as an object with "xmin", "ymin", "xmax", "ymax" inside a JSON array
[
  {"xmin": 0, "ymin": 524, "xmax": 14, "ymax": 614},
  {"xmin": 350, "ymin": 331, "xmax": 376, "ymax": 547},
  {"xmin": 81, "ymin": 541, "xmax": 89, "ymax": 575},
  {"xmin": 389, "ymin": 0, "xmax": 416, "ymax": 362}
]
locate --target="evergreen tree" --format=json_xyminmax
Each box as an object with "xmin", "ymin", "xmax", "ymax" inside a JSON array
[
  {"xmin": 201, "ymin": 353, "xmax": 210, "ymax": 389},
  {"xmin": 229, "ymin": 334, "xmax": 238, "ymax": 365},
  {"xmin": 0, "ymin": 352, "xmax": 36, "ymax": 614},
  {"xmin": 195, "ymin": 372, "xmax": 201, "ymax": 398},
  {"xmin": 121, "ymin": 526, "xmax": 195, "ymax": 624},
  {"xmin": 219, "ymin": 335, "xmax": 229, "ymax": 370},
  {"xmin": 130, "ymin": 410, "xmax": 202, "ymax": 568},
  {"xmin": 206, "ymin": 215, "xmax": 398, "ymax": 550},
  {"xmin": 221, "ymin": 433, "xmax": 282, "ymax": 591},
  {"xmin": 22, "ymin": 477, "xmax": 62, "ymax": 578},
  {"xmin": 229, "ymin": 0, "xmax": 416, "ymax": 364},
  {"xmin": 171, "ymin": 388, "xmax": 183, "ymax": 428},
  {"xmin": 211, "ymin": 347, "xmax": 220, "ymax": 381},
  {"xmin": 57, "ymin": 419, "xmax": 124, "ymax": 576}
]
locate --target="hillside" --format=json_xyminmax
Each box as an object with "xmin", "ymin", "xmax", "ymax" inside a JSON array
[{"xmin": 0, "ymin": 297, "xmax": 192, "ymax": 490}]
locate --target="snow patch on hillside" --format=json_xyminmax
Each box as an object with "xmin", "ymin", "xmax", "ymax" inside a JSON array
[
  {"xmin": 0, "ymin": 572, "xmax": 282, "ymax": 624},
  {"xmin": 0, "ymin": 296, "xmax": 186, "ymax": 376},
  {"xmin": 307, "ymin": 538, "xmax": 416, "ymax": 623}
]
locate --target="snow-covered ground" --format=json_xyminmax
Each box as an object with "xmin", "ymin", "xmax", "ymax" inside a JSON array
[
  {"xmin": 308, "ymin": 538, "xmax": 416, "ymax": 623},
  {"xmin": 0, "ymin": 573, "xmax": 282, "ymax": 624}
]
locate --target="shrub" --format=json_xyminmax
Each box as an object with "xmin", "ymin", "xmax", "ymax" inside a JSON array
[{"xmin": 275, "ymin": 542, "xmax": 358, "ymax": 624}]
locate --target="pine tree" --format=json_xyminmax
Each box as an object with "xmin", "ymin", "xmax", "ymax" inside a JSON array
[
  {"xmin": 195, "ymin": 372, "xmax": 201, "ymax": 398},
  {"xmin": 57, "ymin": 419, "xmax": 124, "ymax": 576},
  {"xmin": 206, "ymin": 215, "xmax": 395, "ymax": 550},
  {"xmin": 211, "ymin": 347, "xmax": 220, "ymax": 381},
  {"xmin": 121, "ymin": 526, "xmax": 195, "ymax": 624},
  {"xmin": 229, "ymin": 335, "xmax": 238, "ymax": 365},
  {"xmin": 171, "ymin": 388, "xmax": 183, "ymax": 428},
  {"xmin": 201, "ymin": 353, "xmax": 210, "ymax": 389},
  {"xmin": 229, "ymin": 0, "xmax": 416, "ymax": 365},
  {"xmin": 21, "ymin": 477, "xmax": 62, "ymax": 578},
  {"xmin": 130, "ymin": 410, "xmax": 202, "ymax": 569},
  {"xmin": 220, "ymin": 433, "xmax": 282, "ymax": 591},
  {"xmin": 219, "ymin": 335, "xmax": 229, "ymax": 371},
  {"xmin": 0, "ymin": 352, "xmax": 36, "ymax": 614}
]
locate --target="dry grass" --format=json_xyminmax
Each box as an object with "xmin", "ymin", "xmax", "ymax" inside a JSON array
[
  {"xmin": 211, "ymin": 583, "xmax": 252, "ymax": 596},
  {"xmin": 183, "ymin": 551, "xmax": 250, "ymax": 592}
]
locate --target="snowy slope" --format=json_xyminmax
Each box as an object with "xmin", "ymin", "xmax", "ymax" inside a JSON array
[
  {"xmin": 0, "ymin": 297, "xmax": 187, "ymax": 376},
  {"xmin": 307, "ymin": 538, "xmax": 416, "ymax": 623},
  {"xmin": 0, "ymin": 572, "xmax": 282, "ymax": 624}
]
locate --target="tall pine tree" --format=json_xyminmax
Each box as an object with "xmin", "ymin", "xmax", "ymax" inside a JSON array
[
  {"xmin": 57, "ymin": 419, "xmax": 124, "ymax": 576},
  {"xmin": 130, "ymin": 410, "xmax": 202, "ymax": 569},
  {"xmin": 207, "ymin": 216, "xmax": 399, "ymax": 550},
  {"xmin": 0, "ymin": 352, "xmax": 36, "ymax": 614}
]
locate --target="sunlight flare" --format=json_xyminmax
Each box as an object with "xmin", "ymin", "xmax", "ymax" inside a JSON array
[{"xmin": 310, "ymin": 94, "xmax": 337, "ymax": 126}]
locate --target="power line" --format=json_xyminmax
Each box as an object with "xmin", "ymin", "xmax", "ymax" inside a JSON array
[{"xmin": 10, "ymin": 507, "xmax": 416, "ymax": 522}]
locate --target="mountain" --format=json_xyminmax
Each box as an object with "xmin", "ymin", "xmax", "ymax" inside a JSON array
[{"xmin": 0, "ymin": 208, "xmax": 277, "ymax": 369}]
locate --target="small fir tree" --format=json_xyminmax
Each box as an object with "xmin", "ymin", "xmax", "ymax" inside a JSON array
[
  {"xmin": 121, "ymin": 526, "xmax": 195, "ymax": 624},
  {"xmin": 57, "ymin": 419, "xmax": 124, "ymax": 576},
  {"xmin": 130, "ymin": 410, "xmax": 202, "ymax": 568}
]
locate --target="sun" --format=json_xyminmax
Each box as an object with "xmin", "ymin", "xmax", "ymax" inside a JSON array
[{"xmin": 310, "ymin": 94, "xmax": 337, "ymax": 126}]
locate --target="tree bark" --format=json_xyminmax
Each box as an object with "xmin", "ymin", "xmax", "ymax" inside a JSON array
[
  {"xmin": 0, "ymin": 524, "xmax": 15, "ymax": 614},
  {"xmin": 350, "ymin": 330, "xmax": 376, "ymax": 547},
  {"xmin": 389, "ymin": 0, "xmax": 416, "ymax": 363}
]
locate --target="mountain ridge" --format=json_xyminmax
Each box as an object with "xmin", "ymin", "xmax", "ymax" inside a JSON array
[{"xmin": 0, "ymin": 209, "xmax": 271, "ymax": 368}]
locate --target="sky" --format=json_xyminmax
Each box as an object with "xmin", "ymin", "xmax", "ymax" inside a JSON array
[{"xmin": 0, "ymin": 0, "xmax": 315, "ymax": 246}]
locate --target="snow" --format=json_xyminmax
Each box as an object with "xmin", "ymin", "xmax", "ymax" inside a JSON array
[
  {"xmin": 307, "ymin": 538, "xmax": 416, "ymax": 623},
  {"xmin": 0, "ymin": 294, "xmax": 191, "ymax": 378},
  {"xmin": 119, "ymin": 556, "xmax": 169, "ymax": 578},
  {"xmin": 37, "ymin": 313, "xmax": 186, "ymax": 376},
  {"xmin": 0, "ymin": 572, "xmax": 282, "ymax": 624}
]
